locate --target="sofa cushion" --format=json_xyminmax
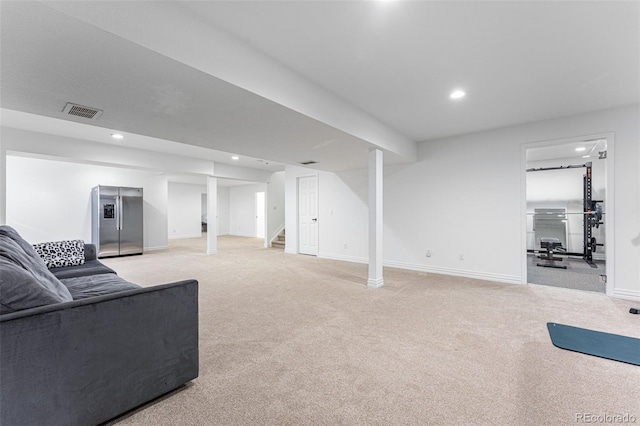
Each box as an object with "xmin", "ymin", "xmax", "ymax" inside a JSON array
[
  {"xmin": 33, "ymin": 240, "xmax": 85, "ymax": 269},
  {"xmin": 0, "ymin": 226, "xmax": 74, "ymax": 313},
  {"xmin": 0, "ymin": 257, "xmax": 73, "ymax": 314},
  {"xmin": 50, "ymin": 260, "xmax": 116, "ymax": 280},
  {"xmin": 0, "ymin": 225, "xmax": 43, "ymax": 260},
  {"xmin": 61, "ymin": 274, "xmax": 141, "ymax": 300},
  {"xmin": 0, "ymin": 231, "xmax": 69, "ymax": 289}
]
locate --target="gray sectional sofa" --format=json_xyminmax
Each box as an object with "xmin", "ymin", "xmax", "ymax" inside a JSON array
[{"xmin": 0, "ymin": 225, "xmax": 199, "ymax": 425}]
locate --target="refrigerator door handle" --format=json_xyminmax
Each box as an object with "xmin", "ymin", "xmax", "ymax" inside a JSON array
[{"xmin": 117, "ymin": 195, "xmax": 123, "ymax": 231}]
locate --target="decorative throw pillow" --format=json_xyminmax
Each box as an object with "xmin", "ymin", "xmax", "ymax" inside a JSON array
[{"xmin": 33, "ymin": 240, "xmax": 85, "ymax": 269}]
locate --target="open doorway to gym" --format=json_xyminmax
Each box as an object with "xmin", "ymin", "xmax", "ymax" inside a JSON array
[{"xmin": 525, "ymin": 137, "xmax": 608, "ymax": 293}]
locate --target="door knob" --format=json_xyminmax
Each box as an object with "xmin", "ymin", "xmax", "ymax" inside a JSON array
[{"xmin": 312, "ymin": 218, "xmax": 318, "ymax": 222}]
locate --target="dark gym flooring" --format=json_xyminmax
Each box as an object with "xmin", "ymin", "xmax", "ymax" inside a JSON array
[{"xmin": 527, "ymin": 253, "xmax": 606, "ymax": 293}]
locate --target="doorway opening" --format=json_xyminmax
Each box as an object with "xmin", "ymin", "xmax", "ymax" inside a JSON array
[
  {"xmin": 256, "ymin": 191, "xmax": 265, "ymax": 239},
  {"xmin": 201, "ymin": 193, "xmax": 208, "ymax": 234},
  {"xmin": 524, "ymin": 135, "xmax": 611, "ymax": 293}
]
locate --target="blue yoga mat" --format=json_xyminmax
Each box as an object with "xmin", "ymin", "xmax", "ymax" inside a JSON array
[{"xmin": 547, "ymin": 323, "xmax": 640, "ymax": 366}]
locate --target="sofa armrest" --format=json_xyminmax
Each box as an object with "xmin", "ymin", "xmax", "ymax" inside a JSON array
[
  {"xmin": 84, "ymin": 243, "xmax": 97, "ymax": 261},
  {"xmin": 1, "ymin": 280, "xmax": 199, "ymax": 426}
]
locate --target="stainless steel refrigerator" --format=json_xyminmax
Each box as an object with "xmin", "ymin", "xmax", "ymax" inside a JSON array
[{"xmin": 91, "ymin": 186, "xmax": 143, "ymax": 258}]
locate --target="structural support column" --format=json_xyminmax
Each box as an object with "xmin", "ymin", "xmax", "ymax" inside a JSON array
[
  {"xmin": 206, "ymin": 176, "xmax": 218, "ymax": 255},
  {"xmin": 0, "ymin": 138, "xmax": 6, "ymax": 225},
  {"xmin": 367, "ymin": 148, "xmax": 384, "ymax": 288}
]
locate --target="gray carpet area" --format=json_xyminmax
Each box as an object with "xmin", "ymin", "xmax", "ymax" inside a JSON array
[
  {"xmin": 527, "ymin": 253, "xmax": 606, "ymax": 293},
  {"xmin": 102, "ymin": 236, "xmax": 639, "ymax": 425}
]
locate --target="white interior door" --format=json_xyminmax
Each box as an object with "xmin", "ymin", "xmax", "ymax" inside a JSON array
[{"xmin": 298, "ymin": 175, "xmax": 318, "ymax": 255}]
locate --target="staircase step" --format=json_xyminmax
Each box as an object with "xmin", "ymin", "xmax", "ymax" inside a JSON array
[{"xmin": 272, "ymin": 228, "xmax": 285, "ymax": 249}]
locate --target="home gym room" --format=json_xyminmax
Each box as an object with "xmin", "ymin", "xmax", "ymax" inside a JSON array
[{"xmin": 525, "ymin": 136, "xmax": 608, "ymax": 293}]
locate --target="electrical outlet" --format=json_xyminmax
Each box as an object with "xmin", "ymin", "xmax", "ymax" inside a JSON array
[
  {"xmin": 425, "ymin": 249, "xmax": 432, "ymax": 258},
  {"xmin": 459, "ymin": 253, "xmax": 464, "ymax": 260},
  {"xmin": 344, "ymin": 243, "xmax": 348, "ymax": 249}
]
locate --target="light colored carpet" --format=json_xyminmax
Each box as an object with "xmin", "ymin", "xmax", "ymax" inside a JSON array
[{"xmin": 103, "ymin": 236, "xmax": 639, "ymax": 425}]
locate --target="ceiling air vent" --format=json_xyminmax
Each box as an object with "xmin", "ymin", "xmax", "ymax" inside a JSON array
[
  {"xmin": 298, "ymin": 161, "xmax": 317, "ymax": 165},
  {"xmin": 62, "ymin": 103, "xmax": 103, "ymax": 120}
]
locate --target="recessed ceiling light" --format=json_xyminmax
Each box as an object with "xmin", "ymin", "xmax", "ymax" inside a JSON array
[
  {"xmin": 111, "ymin": 133, "xmax": 123, "ymax": 140},
  {"xmin": 450, "ymin": 90, "xmax": 466, "ymax": 100},
  {"xmin": 231, "ymin": 156, "xmax": 239, "ymax": 160},
  {"xmin": 575, "ymin": 147, "xmax": 586, "ymax": 152}
]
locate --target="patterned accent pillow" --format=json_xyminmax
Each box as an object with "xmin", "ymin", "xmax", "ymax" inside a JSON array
[{"xmin": 33, "ymin": 240, "xmax": 85, "ymax": 269}]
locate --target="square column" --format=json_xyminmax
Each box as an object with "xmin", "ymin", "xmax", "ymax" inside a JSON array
[
  {"xmin": 206, "ymin": 176, "xmax": 218, "ymax": 255},
  {"xmin": 0, "ymin": 139, "xmax": 5, "ymax": 225},
  {"xmin": 368, "ymin": 148, "xmax": 384, "ymax": 288}
]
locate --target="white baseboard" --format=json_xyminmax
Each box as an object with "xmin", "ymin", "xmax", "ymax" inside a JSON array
[
  {"xmin": 318, "ymin": 252, "xmax": 367, "ymax": 264},
  {"xmin": 317, "ymin": 252, "xmax": 521, "ymax": 285},
  {"xmin": 144, "ymin": 245, "xmax": 168, "ymax": 252},
  {"xmin": 383, "ymin": 260, "xmax": 522, "ymax": 284},
  {"xmin": 168, "ymin": 233, "xmax": 201, "ymax": 240},
  {"xmin": 367, "ymin": 277, "xmax": 384, "ymax": 288},
  {"xmin": 612, "ymin": 288, "xmax": 640, "ymax": 301},
  {"xmin": 229, "ymin": 232, "xmax": 259, "ymax": 238}
]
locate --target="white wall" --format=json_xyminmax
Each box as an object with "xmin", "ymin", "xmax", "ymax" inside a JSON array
[
  {"xmin": 142, "ymin": 174, "xmax": 170, "ymax": 251},
  {"xmin": 6, "ymin": 156, "xmax": 169, "ymax": 250},
  {"xmin": 168, "ymin": 182, "xmax": 204, "ymax": 239},
  {"xmin": 318, "ymin": 169, "xmax": 368, "ymax": 262},
  {"xmin": 164, "ymin": 178, "xmax": 277, "ymax": 243},
  {"xmin": 284, "ymin": 165, "xmax": 369, "ymax": 259},
  {"xmin": 266, "ymin": 171, "xmax": 285, "ymax": 243},
  {"xmin": 382, "ymin": 134, "xmax": 523, "ymax": 283},
  {"xmin": 4, "ymin": 105, "xmax": 637, "ymax": 300},
  {"xmin": 228, "ymin": 183, "xmax": 267, "ymax": 237},
  {"xmin": 217, "ymin": 186, "xmax": 230, "ymax": 235},
  {"xmin": 387, "ymin": 104, "xmax": 638, "ymax": 298},
  {"xmin": 284, "ymin": 104, "xmax": 639, "ymax": 300}
]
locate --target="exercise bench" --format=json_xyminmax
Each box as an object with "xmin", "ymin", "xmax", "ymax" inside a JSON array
[{"xmin": 537, "ymin": 237, "xmax": 567, "ymax": 269}]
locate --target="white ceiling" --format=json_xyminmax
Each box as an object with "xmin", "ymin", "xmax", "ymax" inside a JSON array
[
  {"xmin": 189, "ymin": 1, "xmax": 640, "ymax": 141},
  {"xmin": 1, "ymin": 1, "xmax": 638, "ymax": 173}
]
